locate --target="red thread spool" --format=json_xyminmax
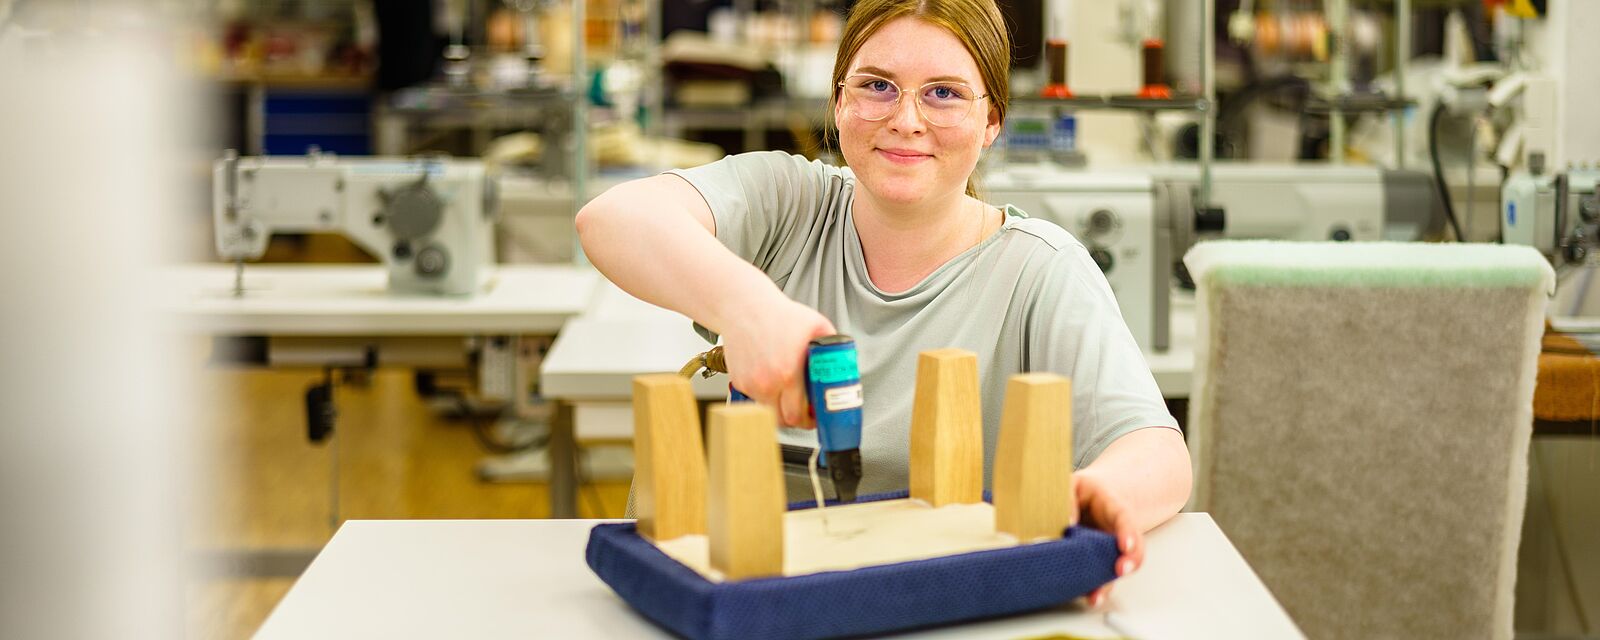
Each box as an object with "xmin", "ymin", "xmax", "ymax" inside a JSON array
[
  {"xmin": 1041, "ymin": 39, "xmax": 1073, "ymax": 99},
  {"xmin": 1137, "ymin": 38, "xmax": 1172, "ymax": 99}
]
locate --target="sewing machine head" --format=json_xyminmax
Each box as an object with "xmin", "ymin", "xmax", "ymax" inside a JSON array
[
  {"xmin": 213, "ymin": 150, "xmax": 497, "ymax": 295},
  {"xmin": 1503, "ymin": 166, "xmax": 1600, "ymax": 268}
]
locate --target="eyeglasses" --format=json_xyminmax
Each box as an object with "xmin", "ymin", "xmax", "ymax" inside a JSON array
[{"xmin": 837, "ymin": 73, "xmax": 990, "ymax": 128}]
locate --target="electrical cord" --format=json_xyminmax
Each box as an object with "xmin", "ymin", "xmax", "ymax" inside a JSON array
[
  {"xmin": 1495, "ymin": 164, "xmax": 1509, "ymax": 243},
  {"xmin": 1427, "ymin": 101, "xmax": 1467, "ymax": 242}
]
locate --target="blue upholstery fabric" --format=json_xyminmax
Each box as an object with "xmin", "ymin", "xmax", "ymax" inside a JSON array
[{"xmin": 586, "ymin": 491, "xmax": 1119, "ymax": 640}]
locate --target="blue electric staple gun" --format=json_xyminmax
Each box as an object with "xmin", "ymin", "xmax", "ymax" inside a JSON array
[
  {"xmin": 688, "ymin": 335, "xmax": 864, "ymax": 503},
  {"xmin": 801, "ymin": 335, "xmax": 864, "ymax": 503}
]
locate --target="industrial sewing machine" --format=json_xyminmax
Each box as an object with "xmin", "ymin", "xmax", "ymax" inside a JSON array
[
  {"xmin": 1502, "ymin": 167, "xmax": 1600, "ymax": 269},
  {"xmin": 986, "ymin": 163, "xmax": 1439, "ymax": 351},
  {"xmin": 213, "ymin": 151, "xmax": 498, "ymax": 295},
  {"xmin": 986, "ymin": 168, "xmax": 1171, "ymax": 350}
]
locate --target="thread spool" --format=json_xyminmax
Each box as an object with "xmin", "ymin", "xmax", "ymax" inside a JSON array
[
  {"xmin": 1040, "ymin": 39, "xmax": 1073, "ymax": 99},
  {"xmin": 1137, "ymin": 38, "xmax": 1172, "ymax": 99}
]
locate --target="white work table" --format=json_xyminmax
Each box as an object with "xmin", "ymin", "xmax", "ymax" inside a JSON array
[
  {"xmin": 166, "ymin": 262, "xmax": 604, "ymax": 532},
  {"xmin": 162, "ymin": 264, "xmax": 599, "ymax": 335},
  {"xmin": 542, "ymin": 281, "xmax": 729, "ymax": 402},
  {"xmin": 536, "ymin": 283, "xmax": 726, "ymax": 518},
  {"xmin": 254, "ymin": 513, "xmax": 1302, "ymax": 639}
]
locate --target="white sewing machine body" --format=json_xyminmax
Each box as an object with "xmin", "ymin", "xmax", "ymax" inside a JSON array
[
  {"xmin": 1502, "ymin": 168, "xmax": 1600, "ymax": 267},
  {"xmin": 214, "ymin": 154, "xmax": 497, "ymax": 296},
  {"xmin": 986, "ymin": 163, "xmax": 1434, "ymax": 351}
]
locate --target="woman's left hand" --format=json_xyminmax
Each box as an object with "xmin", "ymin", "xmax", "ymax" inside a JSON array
[{"xmin": 1074, "ymin": 469, "xmax": 1143, "ymax": 609}]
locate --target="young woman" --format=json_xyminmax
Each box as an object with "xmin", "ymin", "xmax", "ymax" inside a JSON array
[{"xmin": 577, "ymin": 0, "xmax": 1191, "ymax": 605}]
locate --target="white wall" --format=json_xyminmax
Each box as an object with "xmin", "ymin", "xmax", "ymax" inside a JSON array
[{"xmin": 1547, "ymin": 0, "xmax": 1600, "ymax": 168}]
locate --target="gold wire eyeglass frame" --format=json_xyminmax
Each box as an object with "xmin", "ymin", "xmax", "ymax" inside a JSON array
[{"xmin": 835, "ymin": 73, "xmax": 991, "ymax": 128}]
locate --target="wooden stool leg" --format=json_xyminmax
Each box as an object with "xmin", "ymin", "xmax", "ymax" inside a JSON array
[
  {"xmin": 707, "ymin": 403, "xmax": 785, "ymax": 579},
  {"xmin": 632, "ymin": 374, "xmax": 706, "ymax": 541},
  {"xmin": 910, "ymin": 349, "xmax": 983, "ymax": 506},
  {"xmin": 993, "ymin": 373, "xmax": 1075, "ymax": 541}
]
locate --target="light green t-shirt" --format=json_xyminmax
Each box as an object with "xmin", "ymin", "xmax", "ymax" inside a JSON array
[{"xmin": 667, "ymin": 151, "xmax": 1178, "ymax": 498}]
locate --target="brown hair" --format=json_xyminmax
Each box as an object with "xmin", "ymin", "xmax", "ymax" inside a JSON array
[{"xmin": 828, "ymin": 0, "xmax": 1011, "ymax": 197}]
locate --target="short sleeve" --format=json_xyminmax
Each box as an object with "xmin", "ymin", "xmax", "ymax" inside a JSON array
[
  {"xmin": 664, "ymin": 151, "xmax": 829, "ymax": 281},
  {"xmin": 1022, "ymin": 244, "xmax": 1180, "ymax": 467}
]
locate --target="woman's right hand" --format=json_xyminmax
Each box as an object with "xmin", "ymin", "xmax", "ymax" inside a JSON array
[
  {"xmin": 578, "ymin": 173, "xmax": 832, "ymax": 425},
  {"xmin": 717, "ymin": 294, "xmax": 837, "ymax": 428}
]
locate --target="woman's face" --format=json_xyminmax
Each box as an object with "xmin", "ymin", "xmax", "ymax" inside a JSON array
[{"xmin": 835, "ymin": 16, "xmax": 1001, "ymax": 207}]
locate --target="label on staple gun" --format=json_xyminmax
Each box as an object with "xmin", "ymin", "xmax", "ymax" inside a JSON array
[
  {"xmin": 808, "ymin": 349, "xmax": 859, "ymax": 384},
  {"xmin": 823, "ymin": 384, "xmax": 864, "ymax": 411}
]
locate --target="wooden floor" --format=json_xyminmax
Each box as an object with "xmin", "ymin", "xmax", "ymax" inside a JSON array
[{"xmin": 187, "ymin": 363, "xmax": 630, "ymax": 639}]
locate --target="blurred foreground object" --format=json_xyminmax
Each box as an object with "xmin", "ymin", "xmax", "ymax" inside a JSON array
[{"xmin": 0, "ymin": 12, "xmax": 195, "ymax": 639}]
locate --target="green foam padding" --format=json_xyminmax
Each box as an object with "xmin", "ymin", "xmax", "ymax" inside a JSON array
[{"xmin": 1183, "ymin": 241, "xmax": 1554, "ymax": 290}]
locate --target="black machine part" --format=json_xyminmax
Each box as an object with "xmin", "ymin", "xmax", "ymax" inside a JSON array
[
  {"xmin": 825, "ymin": 449, "xmax": 863, "ymax": 503},
  {"xmin": 305, "ymin": 376, "xmax": 336, "ymax": 443},
  {"xmin": 779, "ymin": 445, "xmax": 863, "ymax": 503},
  {"xmin": 1557, "ymin": 174, "xmax": 1600, "ymax": 266}
]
